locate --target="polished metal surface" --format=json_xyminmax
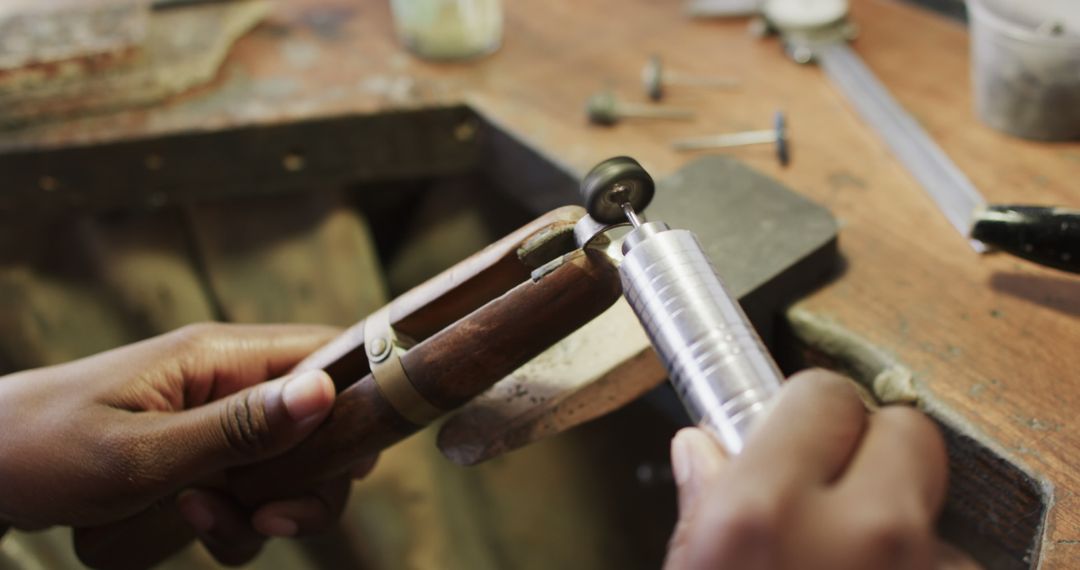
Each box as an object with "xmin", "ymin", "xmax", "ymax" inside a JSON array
[
  {"xmin": 619, "ymin": 225, "xmax": 783, "ymax": 453},
  {"xmin": 817, "ymin": 42, "xmax": 987, "ymax": 251}
]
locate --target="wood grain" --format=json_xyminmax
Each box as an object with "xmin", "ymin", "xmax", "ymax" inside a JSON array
[
  {"xmin": 231, "ymin": 247, "xmax": 622, "ymax": 503},
  {"xmin": 3, "ymin": 0, "xmax": 1079, "ymax": 565}
]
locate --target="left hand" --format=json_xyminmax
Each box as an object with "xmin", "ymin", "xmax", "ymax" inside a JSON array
[{"xmin": 0, "ymin": 323, "xmax": 376, "ymax": 566}]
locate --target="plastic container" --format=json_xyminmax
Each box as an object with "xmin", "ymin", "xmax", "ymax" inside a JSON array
[
  {"xmin": 967, "ymin": 0, "xmax": 1080, "ymax": 140},
  {"xmin": 389, "ymin": 0, "xmax": 502, "ymax": 62}
]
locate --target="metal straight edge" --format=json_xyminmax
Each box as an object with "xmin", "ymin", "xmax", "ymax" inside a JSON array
[{"xmin": 816, "ymin": 43, "xmax": 988, "ymax": 252}]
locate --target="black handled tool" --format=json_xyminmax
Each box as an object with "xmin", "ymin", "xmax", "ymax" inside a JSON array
[{"xmin": 971, "ymin": 206, "xmax": 1080, "ymax": 274}]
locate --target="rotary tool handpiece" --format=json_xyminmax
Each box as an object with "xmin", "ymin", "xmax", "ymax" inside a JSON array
[
  {"xmin": 620, "ymin": 220, "xmax": 783, "ymax": 453},
  {"xmin": 581, "ymin": 157, "xmax": 784, "ymax": 454}
]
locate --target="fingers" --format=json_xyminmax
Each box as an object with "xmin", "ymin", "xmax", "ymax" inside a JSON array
[
  {"xmin": 662, "ymin": 369, "xmax": 951, "ymax": 570},
  {"xmin": 248, "ymin": 455, "xmax": 376, "ymax": 538},
  {"xmin": 823, "ymin": 407, "xmax": 947, "ymax": 570},
  {"xmin": 736, "ymin": 369, "xmax": 869, "ymax": 487},
  {"xmin": 935, "ymin": 538, "xmax": 984, "ymax": 570},
  {"xmin": 838, "ymin": 406, "xmax": 949, "ymax": 518},
  {"xmin": 161, "ymin": 323, "xmax": 340, "ymax": 404},
  {"xmin": 178, "ymin": 489, "xmax": 265, "ymax": 566},
  {"xmin": 349, "ymin": 454, "xmax": 379, "ymax": 479},
  {"xmin": 73, "ymin": 505, "xmax": 197, "ymax": 570},
  {"xmin": 252, "ymin": 476, "xmax": 351, "ymax": 537},
  {"xmin": 137, "ymin": 368, "xmax": 336, "ymax": 484}
]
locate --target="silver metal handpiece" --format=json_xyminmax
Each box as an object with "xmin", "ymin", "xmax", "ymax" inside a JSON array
[
  {"xmin": 578, "ymin": 156, "xmax": 784, "ymax": 454},
  {"xmin": 619, "ymin": 218, "xmax": 783, "ymax": 453}
]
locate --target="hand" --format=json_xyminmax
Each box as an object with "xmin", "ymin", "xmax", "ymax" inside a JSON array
[
  {"xmin": 0, "ymin": 323, "xmax": 375, "ymax": 566},
  {"xmin": 665, "ymin": 369, "xmax": 954, "ymax": 570}
]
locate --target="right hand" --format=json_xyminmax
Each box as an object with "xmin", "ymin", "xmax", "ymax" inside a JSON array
[
  {"xmin": 664, "ymin": 369, "xmax": 966, "ymax": 570},
  {"xmin": 0, "ymin": 323, "xmax": 376, "ymax": 567}
]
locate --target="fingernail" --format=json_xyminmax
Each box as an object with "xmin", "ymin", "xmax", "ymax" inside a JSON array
[
  {"xmin": 281, "ymin": 370, "xmax": 333, "ymax": 422},
  {"xmin": 671, "ymin": 430, "xmax": 698, "ymax": 515},
  {"xmin": 671, "ymin": 430, "xmax": 694, "ymax": 487},
  {"xmin": 177, "ymin": 491, "xmax": 214, "ymax": 533},
  {"xmin": 258, "ymin": 516, "xmax": 298, "ymax": 538},
  {"xmin": 672, "ymin": 428, "xmax": 725, "ymax": 514}
]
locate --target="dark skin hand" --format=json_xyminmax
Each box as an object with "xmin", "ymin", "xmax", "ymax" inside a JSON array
[
  {"xmin": 665, "ymin": 369, "xmax": 980, "ymax": 570},
  {"xmin": 0, "ymin": 323, "xmax": 376, "ymax": 567}
]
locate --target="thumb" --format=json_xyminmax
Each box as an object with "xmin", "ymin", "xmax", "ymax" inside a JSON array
[
  {"xmin": 139, "ymin": 369, "xmax": 335, "ymax": 484},
  {"xmin": 665, "ymin": 427, "xmax": 728, "ymax": 570},
  {"xmin": 671, "ymin": 427, "xmax": 728, "ymax": 516}
]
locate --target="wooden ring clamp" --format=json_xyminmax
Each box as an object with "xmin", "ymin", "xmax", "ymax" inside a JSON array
[
  {"xmin": 74, "ymin": 205, "xmax": 624, "ymax": 569},
  {"xmin": 230, "ymin": 204, "xmax": 624, "ymax": 502}
]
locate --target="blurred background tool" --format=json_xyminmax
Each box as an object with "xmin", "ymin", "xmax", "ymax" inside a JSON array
[
  {"xmin": 684, "ymin": 0, "xmax": 763, "ymax": 18},
  {"xmin": 586, "ymin": 90, "xmax": 695, "ymax": 126},
  {"xmin": 762, "ymin": 0, "xmax": 1079, "ymax": 271},
  {"xmin": 0, "ymin": 0, "xmax": 267, "ymax": 128},
  {"xmin": 672, "ymin": 110, "xmax": 789, "ymax": 166},
  {"xmin": 971, "ymin": 206, "xmax": 1080, "ymax": 274},
  {"xmin": 967, "ymin": 0, "xmax": 1080, "ymax": 141},
  {"xmin": 642, "ymin": 54, "xmax": 739, "ymax": 101},
  {"xmin": 389, "ymin": 0, "xmax": 502, "ymax": 61},
  {"xmin": 576, "ymin": 157, "xmax": 784, "ymax": 453}
]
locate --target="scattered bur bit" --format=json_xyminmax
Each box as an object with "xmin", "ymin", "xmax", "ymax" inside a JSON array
[
  {"xmin": 642, "ymin": 54, "xmax": 740, "ymax": 102},
  {"xmin": 671, "ymin": 110, "xmax": 790, "ymax": 167},
  {"xmin": 585, "ymin": 89, "xmax": 695, "ymax": 126}
]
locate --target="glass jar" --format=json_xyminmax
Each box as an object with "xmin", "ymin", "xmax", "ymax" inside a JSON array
[
  {"xmin": 389, "ymin": 0, "xmax": 502, "ymax": 61},
  {"xmin": 968, "ymin": 0, "xmax": 1080, "ymax": 140}
]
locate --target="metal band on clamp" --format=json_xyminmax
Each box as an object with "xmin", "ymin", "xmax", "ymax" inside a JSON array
[{"xmin": 363, "ymin": 308, "xmax": 443, "ymax": 426}]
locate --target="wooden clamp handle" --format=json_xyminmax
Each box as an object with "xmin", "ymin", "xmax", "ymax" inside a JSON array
[
  {"xmin": 282, "ymin": 205, "xmax": 585, "ymax": 389},
  {"xmin": 74, "ymin": 206, "xmax": 620, "ymax": 569},
  {"xmin": 231, "ymin": 245, "xmax": 621, "ymax": 503},
  {"xmin": 237, "ymin": 203, "xmax": 619, "ymax": 498}
]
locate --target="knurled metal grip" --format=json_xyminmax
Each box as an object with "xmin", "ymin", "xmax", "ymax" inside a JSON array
[
  {"xmin": 619, "ymin": 225, "xmax": 783, "ymax": 453},
  {"xmin": 363, "ymin": 308, "xmax": 444, "ymax": 426}
]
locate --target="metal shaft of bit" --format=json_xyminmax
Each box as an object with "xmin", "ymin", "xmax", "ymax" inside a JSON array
[
  {"xmin": 622, "ymin": 202, "xmax": 645, "ymax": 227},
  {"xmin": 671, "ymin": 129, "xmax": 776, "ymax": 151},
  {"xmin": 671, "ymin": 111, "xmax": 789, "ymax": 166},
  {"xmin": 618, "ymin": 102, "xmax": 696, "ymax": 120},
  {"xmin": 665, "ymin": 72, "xmax": 741, "ymax": 89}
]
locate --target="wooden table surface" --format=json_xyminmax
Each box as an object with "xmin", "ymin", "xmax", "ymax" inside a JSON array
[{"xmin": 3, "ymin": 0, "xmax": 1078, "ymax": 566}]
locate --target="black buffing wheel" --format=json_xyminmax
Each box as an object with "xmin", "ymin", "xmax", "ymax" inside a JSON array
[{"xmin": 580, "ymin": 156, "xmax": 655, "ymax": 224}]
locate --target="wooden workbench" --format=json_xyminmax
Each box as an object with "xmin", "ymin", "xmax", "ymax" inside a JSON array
[{"xmin": 1, "ymin": 0, "xmax": 1077, "ymax": 567}]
